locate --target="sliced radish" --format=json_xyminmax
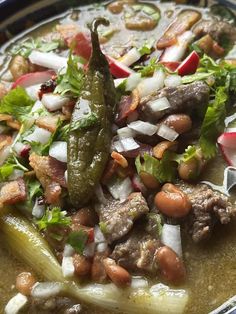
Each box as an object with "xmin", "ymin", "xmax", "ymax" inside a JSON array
[
  {"xmin": 218, "ymin": 132, "xmax": 236, "ymax": 166},
  {"xmin": 107, "ymin": 56, "xmax": 134, "ymax": 78},
  {"xmin": 12, "ymin": 70, "xmax": 55, "ymax": 89},
  {"xmin": 29, "ymin": 51, "xmax": 68, "ymax": 72},
  {"xmin": 177, "ymin": 51, "xmax": 200, "ymax": 76},
  {"xmin": 160, "ymin": 61, "xmax": 180, "ymax": 72}
]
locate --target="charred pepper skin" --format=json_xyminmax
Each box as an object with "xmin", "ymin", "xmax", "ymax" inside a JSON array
[{"xmin": 68, "ymin": 18, "xmax": 116, "ymax": 207}]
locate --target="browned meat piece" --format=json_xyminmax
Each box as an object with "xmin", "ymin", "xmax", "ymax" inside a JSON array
[
  {"xmin": 35, "ymin": 115, "xmax": 65, "ymax": 133},
  {"xmin": 0, "ymin": 178, "xmax": 27, "ymax": 206},
  {"xmin": 97, "ymin": 192, "xmax": 149, "ymax": 243},
  {"xmin": 178, "ymin": 182, "xmax": 236, "ymax": 242},
  {"xmin": 140, "ymin": 81, "xmax": 210, "ymax": 122},
  {"xmin": 111, "ymin": 213, "xmax": 161, "ymax": 274},
  {"xmin": 29, "ymin": 153, "xmax": 67, "ymax": 204},
  {"xmin": 193, "ymin": 19, "xmax": 236, "ymax": 44}
]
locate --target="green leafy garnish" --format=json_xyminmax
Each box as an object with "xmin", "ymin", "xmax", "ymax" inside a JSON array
[
  {"xmin": 138, "ymin": 38, "xmax": 155, "ymax": 56},
  {"xmin": 135, "ymin": 57, "xmax": 165, "ymax": 77},
  {"xmin": 175, "ymin": 145, "xmax": 198, "ymax": 164},
  {"xmin": 27, "ymin": 179, "xmax": 42, "ymax": 201},
  {"xmin": 0, "ymin": 154, "xmax": 28, "ymax": 181},
  {"xmin": 99, "ymin": 222, "xmax": 108, "ymax": 234},
  {"xmin": 10, "ymin": 38, "xmax": 61, "ymax": 58},
  {"xmin": 67, "ymin": 230, "xmax": 88, "ymax": 254},
  {"xmin": 36, "ymin": 207, "xmax": 71, "ymax": 231},
  {"xmin": 199, "ymin": 86, "xmax": 228, "ymax": 159},
  {"xmin": 0, "ymin": 87, "xmax": 34, "ymax": 123},
  {"xmin": 54, "ymin": 53, "xmax": 85, "ymax": 96},
  {"xmin": 135, "ymin": 152, "xmax": 177, "ymax": 184}
]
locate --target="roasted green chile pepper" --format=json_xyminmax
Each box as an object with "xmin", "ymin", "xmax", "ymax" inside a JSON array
[{"xmin": 68, "ymin": 18, "xmax": 116, "ymax": 207}]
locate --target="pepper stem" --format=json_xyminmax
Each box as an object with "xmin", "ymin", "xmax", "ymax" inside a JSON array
[{"xmin": 90, "ymin": 18, "xmax": 110, "ymax": 58}]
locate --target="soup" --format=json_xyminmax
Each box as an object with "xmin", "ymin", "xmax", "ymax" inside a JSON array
[{"xmin": 0, "ymin": 1, "xmax": 236, "ymax": 313}]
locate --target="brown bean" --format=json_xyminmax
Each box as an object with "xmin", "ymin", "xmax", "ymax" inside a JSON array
[
  {"xmin": 140, "ymin": 171, "xmax": 160, "ymax": 189},
  {"xmin": 16, "ymin": 272, "xmax": 36, "ymax": 296},
  {"xmin": 73, "ymin": 254, "xmax": 91, "ymax": 277},
  {"xmin": 154, "ymin": 183, "xmax": 191, "ymax": 218},
  {"xmin": 153, "ymin": 141, "xmax": 178, "ymax": 159},
  {"xmin": 156, "ymin": 246, "xmax": 186, "ymax": 284},
  {"xmin": 91, "ymin": 250, "xmax": 110, "ymax": 283},
  {"xmin": 9, "ymin": 55, "xmax": 29, "ymax": 80},
  {"xmin": 178, "ymin": 158, "xmax": 199, "ymax": 181},
  {"xmin": 103, "ymin": 258, "xmax": 131, "ymax": 287},
  {"xmin": 161, "ymin": 114, "xmax": 192, "ymax": 134},
  {"xmin": 107, "ymin": 1, "xmax": 124, "ymax": 14},
  {"xmin": 72, "ymin": 207, "xmax": 98, "ymax": 227}
]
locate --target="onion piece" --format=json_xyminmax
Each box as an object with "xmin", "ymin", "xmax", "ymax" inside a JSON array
[
  {"xmin": 147, "ymin": 97, "xmax": 171, "ymax": 113},
  {"xmin": 223, "ymin": 166, "xmax": 236, "ymax": 193},
  {"xmin": 83, "ymin": 242, "xmax": 96, "ymax": 257},
  {"xmin": 94, "ymin": 225, "xmax": 106, "ymax": 243},
  {"xmin": 164, "ymin": 75, "xmax": 182, "ymax": 88},
  {"xmin": 41, "ymin": 93, "xmax": 69, "ymax": 112},
  {"xmin": 131, "ymin": 276, "xmax": 148, "ymax": 289},
  {"xmin": 96, "ymin": 242, "xmax": 108, "ymax": 253},
  {"xmin": 31, "ymin": 282, "xmax": 64, "ymax": 299},
  {"xmin": 126, "ymin": 73, "xmax": 142, "ymax": 91},
  {"xmin": 161, "ymin": 224, "xmax": 182, "ymax": 257},
  {"xmin": 49, "ymin": 141, "xmax": 67, "ymax": 163},
  {"xmin": 29, "ymin": 51, "xmax": 68, "ymax": 71},
  {"xmin": 13, "ymin": 142, "xmax": 31, "ymax": 158},
  {"xmin": 128, "ymin": 120, "xmax": 158, "ymax": 136},
  {"xmin": 24, "ymin": 127, "xmax": 52, "ymax": 145},
  {"xmin": 32, "ymin": 100, "xmax": 45, "ymax": 113},
  {"xmin": 0, "ymin": 145, "xmax": 11, "ymax": 166},
  {"xmin": 63, "ymin": 244, "xmax": 75, "ymax": 257},
  {"xmin": 4, "ymin": 293, "xmax": 28, "ymax": 314},
  {"xmin": 217, "ymin": 132, "xmax": 236, "ymax": 166},
  {"xmin": 137, "ymin": 69, "xmax": 165, "ymax": 98},
  {"xmin": 157, "ymin": 124, "xmax": 179, "ymax": 141},
  {"xmin": 25, "ymin": 84, "xmax": 41, "ymax": 100},
  {"xmin": 114, "ymin": 78, "xmax": 126, "ymax": 88},
  {"xmin": 62, "ymin": 256, "xmax": 75, "ymax": 278},
  {"xmin": 119, "ymin": 47, "xmax": 141, "ymax": 66},
  {"xmin": 117, "ymin": 127, "xmax": 137, "ymax": 139},
  {"xmin": 32, "ymin": 198, "xmax": 45, "ymax": 219},
  {"xmin": 107, "ymin": 177, "xmax": 133, "ymax": 202},
  {"xmin": 120, "ymin": 137, "xmax": 140, "ymax": 151}
]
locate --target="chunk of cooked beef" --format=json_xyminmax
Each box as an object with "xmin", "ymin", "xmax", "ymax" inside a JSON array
[
  {"xmin": 140, "ymin": 81, "xmax": 210, "ymax": 122},
  {"xmin": 193, "ymin": 19, "xmax": 236, "ymax": 44},
  {"xmin": 96, "ymin": 192, "xmax": 149, "ymax": 243},
  {"xmin": 111, "ymin": 213, "xmax": 161, "ymax": 274},
  {"xmin": 29, "ymin": 153, "xmax": 67, "ymax": 204},
  {"xmin": 0, "ymin": 178, "xmax": 27, "ymax": 206},
  {"xmin": 178, "ymin": 182, "xmax": 236, "ymax": 242}
]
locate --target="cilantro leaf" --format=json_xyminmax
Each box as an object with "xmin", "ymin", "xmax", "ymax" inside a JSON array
[
  {"xmin": 36, "ymin": 207, "xmax": 71, "ymax": 231},
  {"xmin": 0, "ymin": 87, "xmax": 34, "ymax": 123},
  {"xmin": 135, "ymin": 57, "xmax": 165, "ymax": 77},
  {"xmin": 199, "ymin": 86, "xmax": 228, "ymax": 159},
  {"xmin": 0, "ymin": 154, "xmax": 28, "ymax": 182},
  {"xmin": 67, "ymin": 230, "xmax": 88, "ymax": 254},
  {"xmin": 174, "ymin": 145, "xmax": 198, "ymax": 164},
  {"xmin": 54, "ymin": 53, "xmax": 85, "ymax": 96}
]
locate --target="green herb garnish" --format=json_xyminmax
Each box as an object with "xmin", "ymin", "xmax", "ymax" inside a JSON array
[
  {"xmin": 36, "ymin": 207, "xmax": 71, "ymax": 231},
  {"xmin": 67, "ymin": 230, "xmax": 88, "ymax": 254}
]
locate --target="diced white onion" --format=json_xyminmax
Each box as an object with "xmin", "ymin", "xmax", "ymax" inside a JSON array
[
  {"xmin": 8, "ymin": 169, "xmax": 24, "ymax": 181},
  {"xmin": 95, "ymin": 184, "xmax": 107, "ymax": 205},
  {"xmin": 31, "ymin": 282, "xmax": 63, "ymax": 299},
  {"xmin": 25, "ymin": 84, "xmax": 41, "ymax": 100},
  {"xmin": 113, "ymin": 140, "xmax": 125, "ymax": 153},
  {"xmin": 94, "ymin": 225, "xmax": 106, "ymax": 243},
  {"xmin": 83, "ymin": 242, "xmax": 96, "ymax": 257},
  {"xmin": 148, "ymin": 97, "xmax": 171, "ymax": 113},
  {"xmin": 161, "ymin": 224, "xmax": 182, "ymax": 257},
  {"xmin": 114, "ymin": 78, "xmax": 126, "ymax": 88},
  {"xmin": 117, "ymin": 127, "xmax": 137, "ymax": 139},
  {"xmin": 62, "ymin": 256, "xmax": 75, "ymax": 278},
  {"xmin": 24, "ymin": 127, "xmax": 52, "ymax": 144},
  {"xmin": 128, "ymin": 120, "xmax": 158, "ymax": 136},
  {"xmin": 164, "ymin": 75, "xmax": 182, "ymax": 87},
  {"xmin": 96, "ymin": 242, "xmax": 108, "ymax": 253},
  {"xmin": 126, "ymin": 73, "xmax": 142, "ymax": 91},
  {"xmin": 49, "ymin": 141, "xmax": 67, "ymax": 163},
  {"xmin": 107, "ymin": 177, "xmax": 134, "ymax": 202},
  {"xmin": 0, "ymin": 145, "xmax": 11, "ymax": 166},
  {"xmin": 120, "ymin": 137, "xmax": 140, "ymax": 151},
  {"xmin": 4, "ymin": 293, "xmax": 28, "ymax": 314},
  {"xmin": 42, "ymin": 93, "xmax": 69, "ymax": 112},
  {"xmin": 63, "ymin": 244, "xmax": 75, "ymax": 257},
  {"xmin": 157, "ymin": 124, "xmax": 179, "ymax": 141},
  {"xmin": 29, "ymin": 51, "xmax": 68, "ymax": 72},
  {"xmin": 131, "ymin": 276, "xmax": 149, "ymax": 289},
  {"xmin": 120, "ymin": 47, "xmax": 141, "ymax": 66},
  {"xmin": 137, "ymin": 69, "xmax": 165, "ymax": 98},
  {"xmin": 32, "ymin": 198, "xmax": 45, "ymax": 219},
  {"xmin": 32, "ymin": 100, "xmax": 44, "ymax": 113}
]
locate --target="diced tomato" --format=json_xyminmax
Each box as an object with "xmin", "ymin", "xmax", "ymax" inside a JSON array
[
  {"xmin": 177, "ymin": 51, "xmax": 200, "ymax": 76},
  {"xmin": 160, "ymin": 61, "xmax": 180, "ymax": 72},
  {"xmin": 70, "ymin": 32, "xmax": 92, "ymax": 60}
]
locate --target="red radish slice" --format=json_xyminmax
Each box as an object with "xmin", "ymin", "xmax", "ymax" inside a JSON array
[
  {"xmin": 70, "ymin": 32, "xmax": 92, "ymax": 60},
  {"xmin": 177, "ymin": 51, "xmax": 200, "ymax": 76},
  {"xmin": 217, "ymin": 132, "xmax": 236, "ymax": 166},
  {"xmin": 12, "ymin": 70, "xmax": 55, "ymax": 89},
  {"xmin": 107, "ymin": 56, "xmax": 133, "ymax": 78},
  {"xmin": 160, "ymin": 61, "xmax": 180, "ymax": 72}
]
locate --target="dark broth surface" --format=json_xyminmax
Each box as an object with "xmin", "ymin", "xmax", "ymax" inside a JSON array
[{"xmin": 0, "ymin": 1, "xmax": 236, "ymax": 314}]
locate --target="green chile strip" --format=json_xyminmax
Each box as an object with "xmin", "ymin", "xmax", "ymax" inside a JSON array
[{"xmin": 68, "ymin": 18, "xmax": 116, "ymax": 207}]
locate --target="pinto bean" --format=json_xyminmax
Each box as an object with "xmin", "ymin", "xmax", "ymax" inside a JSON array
[
  {"xmin": 72, "ymin": 207, "xmax": 98, "ymax": 227},
  {"xmin": 9, "ymin": 55, "xmax": 29, "ymax": 80},
  {"xmin": 91, "ymin": 250, "xmax": 110, "ymax": 283},
  {"xmin": 103, "ymin": 258, "xmax": 131, "ymax": 287},
  {"xmin": 73, "ymin": 254, "xmax": 91, "ymax": 277},
  {"xmin": 16, "ymin": 272, "xmax": 36, "ymax": 296},
  {"xmin": 156, "ymin": 246, "xmax": 186, "ymax": 284},
  {"xmin": 178, "ymin": 158, "xmax": 199, "ymax": 181},
  {"xmin": 154, "ymin": 183, "xmax": 191, "ymax": 218},
  {"xmin": 161, "ymin": 114, "xmax": 192, "ymax": 134},
  {"xmin": 107, "ymin": 1, "xmax": 124, "ymax": 14},
  {"xmin": 139, "ymin": 171, "xmax": 160, "ymax": 189},
  {"xmin": 153, "ymin": 140, "xmax": 178, "ymax": 159}
]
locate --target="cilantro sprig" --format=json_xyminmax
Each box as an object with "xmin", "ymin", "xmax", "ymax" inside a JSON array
[{"xmin": 36, "ymin": 207, "xmax": 71, "ymax": 231}]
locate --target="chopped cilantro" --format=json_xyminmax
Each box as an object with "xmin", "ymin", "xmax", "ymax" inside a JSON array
[
  {"xmin": 174, "ymin": 145, "xmax": 199, "ymax": 164},
  {"xmin": 36, "ymin": 207, "xmax": 71, "ymax": 231},
  {"xmin": 0, "ymin": 154, "xmax": 28, "ymax": 181},
  {"xmin": 99, "ymin": 222, "xmax": 108, "ymax": 234},
  {"xmin": 135, "ymin": 57, "xmax": 166, "ymax": 77},
  {"xmin": 67, "ymin": 230, "xmax": 88, "ymax": 254}
]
